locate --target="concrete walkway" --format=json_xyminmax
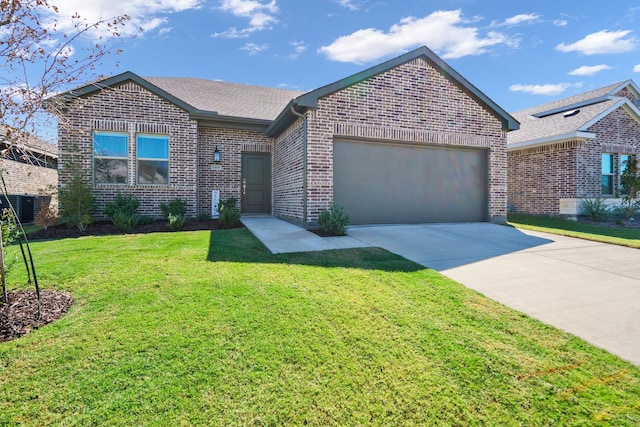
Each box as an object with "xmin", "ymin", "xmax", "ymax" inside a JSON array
[
  {"xmin": 240, "ymin": 216, "xmax": 370, "ymax": 254},
  {"xmin": 243, "ymin": 217, "xmax": 640, "ymax": 365}
]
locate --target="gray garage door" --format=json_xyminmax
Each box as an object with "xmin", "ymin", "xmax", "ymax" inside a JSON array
[{"xmin": 333, "ymin": 139, "xmax": 488, "ymax": 225}]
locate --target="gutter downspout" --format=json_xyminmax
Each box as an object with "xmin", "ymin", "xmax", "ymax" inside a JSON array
[{"xmin": 290, "ymin": 104, "xmax": 308, "ymax": 227}]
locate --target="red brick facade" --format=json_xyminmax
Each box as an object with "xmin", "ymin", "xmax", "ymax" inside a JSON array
[
  {"xmin": 58, "ymin": 53, "xmax": 510, "ymax": 225},
  {"xmin": 291, "ymin": 57, "xmax": 507, "ymax": 224},
  {"xmin": 198, "ymin": 126, "xmax": 271, "ymax": 216},
  {"xmin": 508, "ymin": 93, "xmax": 640, "ymax": 216},
  {"xmin": 58, "ymin": 82, "xmax": 199, "ymax": 218}
]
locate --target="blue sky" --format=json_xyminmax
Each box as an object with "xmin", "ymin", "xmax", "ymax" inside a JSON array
[{"xmin": 53, "ymin": 0, "xmax": 640, "ymax": 114}]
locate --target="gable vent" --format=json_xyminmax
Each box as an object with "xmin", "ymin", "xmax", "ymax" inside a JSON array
[{"xmin": 563, "ymin": 109, "xmax": 580, "ymax": 118}]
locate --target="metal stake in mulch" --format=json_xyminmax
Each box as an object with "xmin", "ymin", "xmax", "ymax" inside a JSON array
[{"xmin": 0, "ymin": 174, "xmax": 41, "ymax": 326}]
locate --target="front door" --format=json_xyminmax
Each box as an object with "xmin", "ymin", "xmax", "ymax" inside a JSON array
[{"xmin": 241, "ymin": 152, "xmax": 271, "ymax": 214}]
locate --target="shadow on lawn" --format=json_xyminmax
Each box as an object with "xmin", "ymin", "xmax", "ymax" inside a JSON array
[{"xmin": 207, "ymin": 228, "xmax": 425, "ymax": 273}]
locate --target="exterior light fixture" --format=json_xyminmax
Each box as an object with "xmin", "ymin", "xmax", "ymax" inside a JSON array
[{"xmin": 213, "ymin": 146, "xmax": 221, "ymax": 163}]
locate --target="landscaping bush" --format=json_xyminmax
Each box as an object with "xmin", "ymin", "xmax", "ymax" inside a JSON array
[
  {"xmin": 218, "ymin": 197, "xmax": 241, "ymax": 229},
  {"xmin": 34, "ymin": 201, "xmax": 58, "ymax": 230},
  {"xmin": 580, "ymin": 198, "xmax": 609, "ymax": 222},
  {"xmin": 317, "ymin": 202, "xmax": 350, "ymax": 236},
  {"xmin": 104, "ymin": 192, "xmax": 139, "ymax": 231},
  {"xmin": 196, "ymin": 213, "xmax": 211, "ymax": 221},
  {"xmin": 168, "ymin": 213, "xmax": 187, "ymax": 231},
  {"xmin": 1, "ymin": 208, "xmax": 19, "ymax": 247},
  {"xmin": 619, "ymin": 156, "xmax": 640, "ymax": 222},
  {"xmin": 160, "ymin": 198, "xmax": 187, "ymax": 230},
  {"xmin": 160, "ymin": 198, "xmax": 187, "ymax": 218},
  {"xmin": 58, "ymin": 173, "xmax": 95, "ymax": 232}
]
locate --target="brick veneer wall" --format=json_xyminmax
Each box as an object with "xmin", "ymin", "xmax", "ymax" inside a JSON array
[
  {"xmin": 0, "ymin": 159, "xmax": 58, "ymax": 216},
  {"xmin": 58, "ymin": 82, "xmax": 199, "ymax": 218},
  {"xmin": 580, "ymin": 107, "xmax": 640, "ymax": 197},
  {"xmin": 507, "ymin": 141, "xmax": 581, "ymax": 214},
  {"xmin": 301, "ymin": 57, "xmax": 507, "ymax": 224},
  {"xmin": 0, "ymin": 159, "xmax": 57, "ymax": 196},
  {"xmin": 198, "ymin": 126, "xmax": 272, "ymax": 216},
  {"xmin": 272, "ymin": 119, "xmax": 305, "ymax": 223},
  {"xmin": 507, "ymin": 104, "xmax": 640, "ymax": 215}
]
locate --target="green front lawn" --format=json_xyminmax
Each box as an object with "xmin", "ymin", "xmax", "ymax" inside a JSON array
[
  {"xmin": 1, "ymin": 229, "xmax": 639, "ymax": 425},
  {"xmin": 508, "ymin": 214, "xmax": 640, "ymax": 248}
]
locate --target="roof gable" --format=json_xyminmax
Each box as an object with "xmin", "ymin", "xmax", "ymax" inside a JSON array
[
  {"xmin": 508, "ymin": 80, "xmax": 640, "ymax": 149},
  {"xmin": 292, "ymin": 46, "xmax": 518, "ymax": 132},
  {"xmin": 58, "ymin": 71, "xmax": 199, "ymax": 114}
]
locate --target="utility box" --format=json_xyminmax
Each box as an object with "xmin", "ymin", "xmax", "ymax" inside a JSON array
[
  {"xmin": 211, "ymin": 190, "xmax": 220, "ymax": 219},
  {"xmin": 0, "ymin": 195, "xmax": 35, "ymax": 223}
]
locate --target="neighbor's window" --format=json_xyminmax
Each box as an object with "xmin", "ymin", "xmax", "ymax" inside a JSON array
[
  {"xmin": 601, "ymin": 153, "xmax": 614, "ymax": 195},
  {"xmin": 137, "ymin": 134, "xmax": 169, "ymax": 185},
  {"xmin": 93, "ymin": 131, "xmax": 128, "ymax": 184}
]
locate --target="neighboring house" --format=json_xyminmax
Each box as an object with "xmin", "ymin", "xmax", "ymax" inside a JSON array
[
  {"xmin": 0, "ymin": 128, "xmax": 58, "ymax": 222},
  {"xmin": 55, "ymin": 46, "xmax": 518, "ymax": 227},
  {"xmin": 507, "ymin": 80, "xmax": 640, "ymax": 216}
]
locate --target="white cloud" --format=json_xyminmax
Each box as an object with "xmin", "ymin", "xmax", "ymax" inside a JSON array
[
  {"xmin": 568, "ymin": 64, "xmax": 613, "ymax": 76},
  {"xmin": 634, "ymin": 64, "xmax": 640, "ymax": 72},
  {"xmin": 494, "ymin": 13, "xmax": 541, "ymax": 27},
  {"xmin": 289, "ymin": 41, "xmax": 309, "ymax": 59},
  {"xmin": 334, "ymin": 0, "xmax": 361, "ymax": 11},
  {"xmin": 556, "ymin": 30, "xmax": 637, "ymax": 55},
  {"xmin": 240, "ymin": 42, "xmax": 268, "ymax": 55},
  {"xmin": 214, "ymin": 0, "xmax": 278, "ymax": 38},
  {"xmin": 47, "ymin": 0, "xmax": 201, "ymax": 38},
  {"xmin": 553, "ymin": 20, "xmax": 568, "ymax": 27},
  {"xmin": 318, "ymin": 10, "xmax": 516, "ymax": 64},
  {"xmin": 509, "ymin": 83, "xmax": 582, "ymax": 96}
]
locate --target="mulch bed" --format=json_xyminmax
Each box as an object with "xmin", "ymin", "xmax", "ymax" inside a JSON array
[
  {"xmin": 27, "ymin": 218, "xmax": 244, "ymax": 240},
  {"xmin": 1, "ymin": 218, "xmax": 244, "ymax": 342},
  {"xmin": 0, "ymin": 290, "xmax": 73, "ymax": 342}
]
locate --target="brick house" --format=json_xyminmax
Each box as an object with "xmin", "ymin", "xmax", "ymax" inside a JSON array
[
  {"xmin": 0, "ymin": 129, "xmax": 58, "ymax": 222},
  {"xmin": 507, "ymin": 80, "xmax": 640, "ymax": 216},
  {"xmin": 55, "ymin": 46, "xmax": 518, "ymax": 227}
]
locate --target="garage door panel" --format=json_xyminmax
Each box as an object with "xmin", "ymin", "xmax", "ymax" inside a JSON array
[{"xmin": 334, "ymin": 140, "xmax": 487, "ymax": 225}]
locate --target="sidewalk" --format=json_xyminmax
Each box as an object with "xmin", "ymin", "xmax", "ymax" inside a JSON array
[{"xmin": 240, "ymin": 216, "xmax": 370, "ymax": 254}]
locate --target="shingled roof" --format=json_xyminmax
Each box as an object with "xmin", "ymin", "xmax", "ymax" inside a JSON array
[
  {"xmin": 0, "ymin": 127, "xmax": 58, "ymax": 158},
  {"xmin": 143, "ymin": 77, "xmax": 305, "ymax": 121},
  {"xmin": 508, "ymin": 80, "xmax": 640, "ymax": 149}
]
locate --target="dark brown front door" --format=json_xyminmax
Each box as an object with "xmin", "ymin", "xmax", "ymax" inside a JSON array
[{"xmin": 241, "ymin": 153, "xmax": 271, "ymax": 214}]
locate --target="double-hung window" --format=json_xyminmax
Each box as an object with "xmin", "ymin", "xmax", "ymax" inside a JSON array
[
  {"xmin": 137, "ymin": 134, "xmax": 169, "ymax": 185},
  {"xmin": 93, "ymin": 131, "xmax": 128, "ymax": 184},
  {"xmin": 601, "ymin": 153, "xmax": 614, "ymax": 195}
]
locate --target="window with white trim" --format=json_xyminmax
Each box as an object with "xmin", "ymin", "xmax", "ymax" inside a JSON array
[
  {"xmin": 601, "ymin": 153, "xmax": 614, "ymax": 195},
  {"xmin": 137, "ymin": 134, "xmax": 169, "ymax": 185},
  {"xmin": 93, "ymin": 131, "xmax": 128, "ymax": 184}
]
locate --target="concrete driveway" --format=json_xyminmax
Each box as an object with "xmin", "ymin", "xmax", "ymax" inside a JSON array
[{"xmin": 348, "ymin": 223, "xmax": 640, "ymax": 366}]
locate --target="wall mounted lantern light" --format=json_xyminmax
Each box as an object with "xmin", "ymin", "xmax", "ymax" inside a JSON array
[{"xmin": 213, "ymin": 146, "xmax": 221, "ymax": 163}]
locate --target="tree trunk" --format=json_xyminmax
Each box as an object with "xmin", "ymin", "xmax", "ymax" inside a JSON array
[{"xmin": 0, "ymin": 232, "xmax": 6, "ymax": 304}]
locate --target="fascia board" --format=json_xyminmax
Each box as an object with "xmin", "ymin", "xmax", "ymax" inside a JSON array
[{"xmin": 507, "ymin": 131, "xmax": 595, "ymax": 150}]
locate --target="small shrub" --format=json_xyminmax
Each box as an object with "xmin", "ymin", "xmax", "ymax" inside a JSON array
[
  {"xmin": 1, "ymin": 209, "xmax": 19, "ymax": 246},
  {"xmin": 34, "ymin": 201, "xmax": 58, "ymax": 230},
  {"xmin": 580, "ymin": 198, "xmax": 610, "ymax": 222},
  {"xmin": 168, "ymin": 213, "xmax": 187, "ymax": 230},
  {"xmin": 317, "ymin": 202, "xmax": 350, "ymax": 236},
  {"xmin": 104, "ymin": 192, "xmax": 139, "ymax": 231},
  {"xmin": 160, "ymin": 198, "xmax": 187, "ymax": 219},
  {"xmin": 620, "ymin": 156, "xmax": 640, "ymax": 222},
  {"xmin": 58, "ymin": 174, "xmax": 95, "ymax": 232},
  {"xmin": 218, "ymin": 197, "xmax": 241, "ymax": 229},
  {"xmin": 196, "ymin": 213, "xmax": 211, "ymax": 221}
]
